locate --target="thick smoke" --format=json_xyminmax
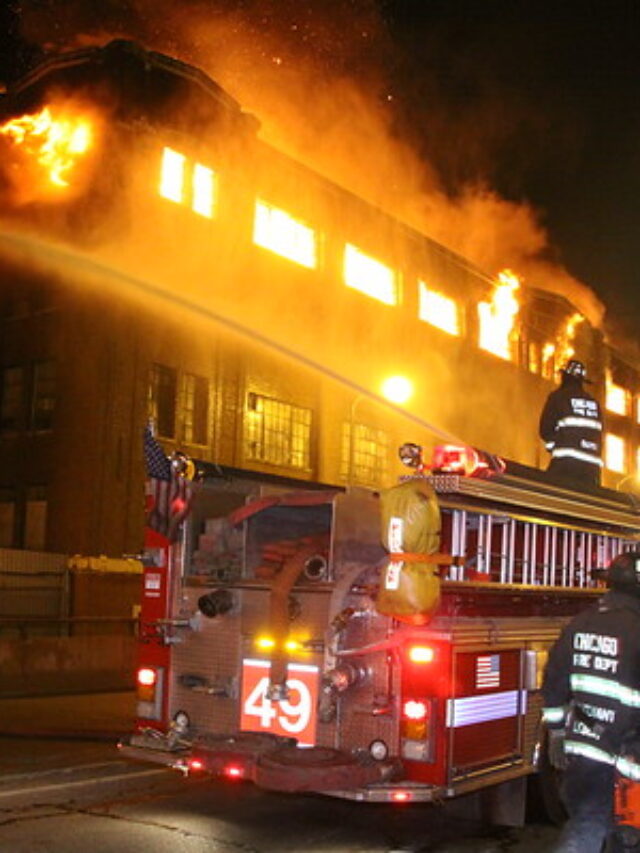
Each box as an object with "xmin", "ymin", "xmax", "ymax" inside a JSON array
[{"xmin": 18, "ymin": 0, "xmax": 603, "ymax": 325}]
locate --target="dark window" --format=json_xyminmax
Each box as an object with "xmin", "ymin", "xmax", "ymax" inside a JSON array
[
  {"xmin": 1, "ymin": 366, "xmax": 25, "ymax": 431},
  {"xmin": 0, "ymin": 489, "xmax": 16, "ymax": 548},
  {"xmin": 183, "ymin": 374, "xmax": 209, "ymax": 445},
  {"xmin": 30, "ymin": 360, "xmax": 56, "ymax": 431},
  {"xmin": 24, "ymin": 485, "xmax": 47, "ymax": 551},
  {"xmin": 149, "ymin": 364, "xmax": 177, "ymax": 439}
]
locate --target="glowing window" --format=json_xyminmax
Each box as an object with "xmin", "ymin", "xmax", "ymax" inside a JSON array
[
  {"xmin": 192, "ymin": 163, "xmax": 216, "ymax": 218},
  {"xmin": 340, "ymin": 422, "xmax": 389, "ymax": 486},
  {"xmin": 606, "ymin": 379, "xmax": 630, "ymax": 416},
  {"xmin": 253, "ymin": 201, "xmax": 317, "ymax": 269},
  {"xmin": 526, "ymin": 342, "xmax": 540, "ymax": 374},
  {"xmin": 159, "ymin": 147, "xmax": 185, "ymax": 203},
  {"xmin": 418, "ymin": 282, "xmax": 459, "ymax": 335},
  {"xmin": 477, "ymin": 271, "xmax": 520, "ymax": 361},
  {"xmin": 542, "ymin": 343, "xmax": 556, "ymax": 380},
  {"xmin": 343, "ymin": 244, "xmax": 397, "ymax": 306},
  {"xmin": 605, "ymin": 433, "xmax": 626, "ymax": 473},
  {"xmin": 245, "ymin": 392, "xmax": 312, "ymax": 469}
]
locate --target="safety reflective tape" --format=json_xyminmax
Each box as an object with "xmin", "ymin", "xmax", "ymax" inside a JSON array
[
  {"xmin": 616, "ymin": 756, "xmax": 640, "ymax": 781},
  {"xmin": 446, "ymin": 690, "xmax": 526, "ymax": 728},
  {"xmin": 556, "ymin": 417, "xmax": 603, "ymax": 430},
  {"xmin": 545, "ymin": 442, "xmax": 555, "ymax": 451},
  {"xmin": 542, "ymin": 707, "xmax": 566, "ymax": 724},
  {"xmin": 551, "ymin": 447, "xmax": 604, "ymax": 467},
  {"xmin": 570, "ymin": 673, "xmax": 640, "ymax": 708},
  {"xmin": 564, "ymin": 740, "xmax": 616, "ymax": 765}
]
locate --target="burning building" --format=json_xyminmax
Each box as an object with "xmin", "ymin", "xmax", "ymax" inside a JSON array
[{"xmin": 0, "ymin": 40, "xmax": 638, "ymax": 556}]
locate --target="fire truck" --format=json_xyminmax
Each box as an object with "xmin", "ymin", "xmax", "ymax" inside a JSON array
[{"xmin": 121, "ymin": 441, "xmax": 640, "ymax": 822}]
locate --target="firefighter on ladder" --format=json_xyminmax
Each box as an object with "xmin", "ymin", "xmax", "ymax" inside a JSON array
[
  {"xmin": 542, "ymin": 552, "xmax": 640, "ymax": 852},
  {"xmin": 539, "ymin": 359, "xmax": 604, "ymax": 488}
]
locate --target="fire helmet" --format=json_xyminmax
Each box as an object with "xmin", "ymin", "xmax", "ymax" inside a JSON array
[
  {"xmin": 607, "ymin": 552, "xmax": 640, "ymax": 593},
  {"xmin": 561, "ymin": 359, "xmax": 588, "ymax": 381}
]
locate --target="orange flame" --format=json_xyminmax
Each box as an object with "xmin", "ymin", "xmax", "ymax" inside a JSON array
[
  {"xmin": 0, "ymin": 106, "xmax": 93, "ymax": 187},
  {"xmin": 556, "ymin": 312, "xmax": 583, "ymax": 366},
  {"xmin": 478, "ymin": 268, "xmax": 521, "ymax": 360},
  {"xmin": 542, "ymin": 313, "xmax": 584, "ymax": 379}
]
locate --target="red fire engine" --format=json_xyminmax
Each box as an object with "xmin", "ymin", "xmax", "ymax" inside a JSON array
[{"xmin": 121, "ymin": 441, "xmax": 640, "ymax": 822}]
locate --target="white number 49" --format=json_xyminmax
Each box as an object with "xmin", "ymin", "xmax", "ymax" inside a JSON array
[{"xmin": 243, "ymin": 676, "xmax": 312, "ymax": 734}]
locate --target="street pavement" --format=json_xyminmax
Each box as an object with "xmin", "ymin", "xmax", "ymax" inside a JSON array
[{"xmin": 0, "ymin": 692, "xmax": 563, "ymax": 850}]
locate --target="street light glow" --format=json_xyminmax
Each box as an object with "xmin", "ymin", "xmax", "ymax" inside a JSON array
[{"xmin": 381, "ymin": 375, "xmax": 413, "ymax": 405}]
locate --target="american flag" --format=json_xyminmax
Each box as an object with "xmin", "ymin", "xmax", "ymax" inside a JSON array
[
  {"xmin": 144, "ymin": 424, "xmax": 193, "ymax": 541},
  {"xmin": 476, "ymin": 654, "xmax": 501, "ymax": 690}
]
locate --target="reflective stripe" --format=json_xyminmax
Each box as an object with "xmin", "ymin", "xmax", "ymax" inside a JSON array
[
  {"xmin": 446, "ymin": 690, "xmax": 526, "ymax": 728},
  {"xmin": 545, "ymin": 441, "xmax": 555, "ymax": 451},
  {"xmin": 565, "ymin": 742, "xmax": 640, "ymax": 780},
  {"xmin": 551, "ymin": 447, "xmax": 604, "ymax": 467},
  {"xmin": 617, "ymin": 756, "xmax": 640, "ymax": 781},
  {"xmin": 542, "ymin": 707, "xmax": 566, "ymax": 724},
  {"xmin": 564, "ymin": 740, "xmax": 616, "ymax": 765},
  {"xmin": 556, "ymin": 416, "xmax": 603, "ymax": 430},
  {"xmin": 570, "ymin": 673, "xmax": 640, "ymax": 707}
]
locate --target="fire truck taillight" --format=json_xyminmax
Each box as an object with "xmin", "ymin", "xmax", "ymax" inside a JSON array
[
  {"xmin": 391, "ymin": 791, "xmax": 412, "ymax": 803},
  {"xmin": 188, "ymin": 758, "xmax": 204, "ymax": 772},
  {"xmin": 407, "ymin": 645, "xmax": 435, "ymax": 664},
  {"xmin": 401, "ymin": 699, "xmax": 435, "ymax": 762},
  {"xmin": 137, "ymin": 667, "xmax": 156, "ymax": 703},
  {"xmin": 137, "ymin": 667, "xmax": 157, "ymax": 687},
  {"xmin": 136, "ymin": 666, "xmax": 164, "ymax": 720},
  {"xmin": 403, "ymin": 700, "xmax": 428, "ymax": 721}
]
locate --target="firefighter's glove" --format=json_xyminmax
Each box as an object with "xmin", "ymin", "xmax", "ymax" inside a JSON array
[{"xmin": 547, "ymin": 728, "xmax": 567, "ymax": 771}]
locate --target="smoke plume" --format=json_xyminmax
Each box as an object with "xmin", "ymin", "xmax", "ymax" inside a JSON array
[{"xmin": 17, "ymin": 0, "xmax": 604, "ymax": 325}]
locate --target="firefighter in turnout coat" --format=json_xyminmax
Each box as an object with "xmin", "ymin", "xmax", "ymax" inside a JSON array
[
  {"xmin": 542, "ymin": 552, "xmax": 640, "ymax": 852},
  {"xmin": 539, "ymin": 359, "xmax": 603, "ymax": 487}
]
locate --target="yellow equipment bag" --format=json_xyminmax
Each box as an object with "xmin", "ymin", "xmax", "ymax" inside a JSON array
[{"xmin": 376, "ymin": 478, "xmax": 443, "ymax": 625}]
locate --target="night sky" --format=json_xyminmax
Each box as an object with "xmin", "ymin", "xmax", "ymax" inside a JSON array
[
  {"xmin": 384, "ymin": 1, "xmax": 640, "ymax": 332},
  {"xmin": 1, "ymin": 0, "xmax": 639, "ymax": 336}
]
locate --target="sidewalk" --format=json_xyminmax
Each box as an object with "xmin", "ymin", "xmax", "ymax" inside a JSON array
[
  {"xmin": 0, "ymin": 689, "xmax": 136, "ymax": 739},
  {"xmin": 0, "ymin": 691, "xmax": 183, "ymax": 808},
  {"xmin": 0, "ymin": 690, "xmax": 137, "ymax": 777}
]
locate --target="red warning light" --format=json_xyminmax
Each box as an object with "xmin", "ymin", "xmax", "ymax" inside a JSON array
[
  {"xmin": 224, "ymin": 764, "xmax": 243, "ymax": 779},
  {"xmin": 407, "ymin": 645, "xmax": 434, "ymax": 664},
  {"xmin": 188, "ymin": 758, "xmax": 204, "ymax": 772},
  {"xmin": 391, "ymin": 790, "xmax": 411, "ymax": 802},
  {"xmin": 431, "ymin": 444, "xmax": 505, "ymax": 477}
]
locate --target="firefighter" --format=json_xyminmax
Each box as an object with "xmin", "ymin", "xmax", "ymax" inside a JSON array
[
  {"xmin": 539, "ymin": 358, "xmax": 603, "ymax": 488},
  {"xmin": 541, "ymin": 551, "xmax": 640, "ymax": 853}
]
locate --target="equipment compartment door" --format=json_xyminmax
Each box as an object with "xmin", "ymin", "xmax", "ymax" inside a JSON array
[{"xmin": 448, "ymin": 649, "xmax": 524, "ymax": 779}]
